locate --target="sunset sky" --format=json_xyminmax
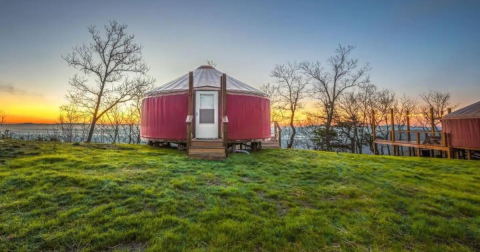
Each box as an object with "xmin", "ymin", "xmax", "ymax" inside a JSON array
[{"xmin": 1, "ymin": 0, "xmax": 479, "ymax": 124}]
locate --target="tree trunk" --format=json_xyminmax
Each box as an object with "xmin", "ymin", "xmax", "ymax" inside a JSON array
[
  {"xmin": 287, "ymin": 111, "xmax": 296, "ymax": 148},
  {"xmin": 86, "ymin": 117, "xmax": 98, "ymax": 143},
  {"xmin": 113, "ymin": 125, "xmax": 118, "ymax": 144},
  {"xmin": 325, "ymin": 104, "xmax": 335, "ymax": 151}
]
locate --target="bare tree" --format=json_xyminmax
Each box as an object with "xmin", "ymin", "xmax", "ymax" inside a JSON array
[
  {"xmin": 337, "ymin": 92, "xmax": 361, "ymax": 153},
  {"xmin": 375, "ymin": 89, "xmax": 397, "ymax": 155},
  {"xmin": 418, "ymin": 90, "xmax": 458, "ymax": 131},
  {"xmin": 300, "ymin": 45, "xmax": 371, "ymax": 151},
  {"xmin": 63, "ymin": 21, "xmax": 154, "ymax": 143},
  {"xmin": 103, "ymin": 104, "xmax": 124, "ymax": 144},
  {"xmin": 260, "ymin": 83, "xmax": 287, "ymax": 123},
  {"xmin": 270, "ymin": 62, "xmax": 308, "ymax": 148},
  {"xmin": 123, "ymin": 96, "xmax": 143, "ymax": 144},
  {"xmin": 56, "ymin": 104, "xmax": 84, "ymax": 142},
  {"xmin": 207, "ymin": 60, "xmax": 217, "ymax": 67},
  {"xmin": 0, "ymin": 110, "xmax": 5, "ymax": 128},
  {"xmin": 356, "ymin": 83, "xmax": 378, "ymax": 153},
  {"xmin": 296, "ymin": 117, "xmax": 323, "ymax": 150}
]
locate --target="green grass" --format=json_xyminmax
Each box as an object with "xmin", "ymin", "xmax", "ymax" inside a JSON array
[{"xmin": 0, "ymin": 139, "xmax": 479, "ymax": 252}]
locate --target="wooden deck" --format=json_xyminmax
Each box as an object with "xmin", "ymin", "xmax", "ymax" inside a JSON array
[
  {"xmin": 372, "ymin": 108, "xmax": 454, "ymax": 158},
  {"xmin": 374, "ymin": 139, "xmax": 449, "ymax": 151}
]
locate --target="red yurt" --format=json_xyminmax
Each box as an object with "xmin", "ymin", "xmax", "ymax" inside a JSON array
[
  {"xmin": 442, "ymin": 101, "xmax": 480, "ymax": 152},
  {"xmin": 141, "ymin": 65, "xmax": 277, "ymax": 157}
]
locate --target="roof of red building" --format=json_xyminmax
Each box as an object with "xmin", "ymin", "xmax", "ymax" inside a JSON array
[
  {"xmin": 443, "ymin": 100, "xmax": 480, "ymax": 119},
  {"xmin": 147, "ymin": 66, "xmax": 266, "ymax": 97}
]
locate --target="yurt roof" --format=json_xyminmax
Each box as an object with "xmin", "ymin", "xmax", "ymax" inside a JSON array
[
  {"xmin": 147, "ymin": 65, "xmax": 266, "ymax": 97},
  {"xmin": 443, "ymin": 101, "xmax": 480, "ymax": 119}
]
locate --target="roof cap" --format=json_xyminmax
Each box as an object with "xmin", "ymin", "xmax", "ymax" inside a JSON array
[{"xmin": 197, "ymin": 65, "xmax": 215, "ymax": 69}]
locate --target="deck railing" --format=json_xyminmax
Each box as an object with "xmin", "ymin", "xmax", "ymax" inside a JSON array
[
  {"xmin": 273, "ymin": 121, "xmax": 282, "ymax": 148},
  {"xmin": 372, "ymin": 108, "xmax": 451, "ymax": 157}
]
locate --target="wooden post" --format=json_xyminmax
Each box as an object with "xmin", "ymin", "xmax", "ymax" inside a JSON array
[
  {"xmin": 252, "ymin": 142, "xmax": 258, "ymax": 152},
  {"xmin": 416, "ymin": 132, "xmax": 420, "ymax": 157},
  {"xmin": 224, "ymin": 119, "xmax": 229, "ymax": 157},
  {"xmin": 406, "ymin": 110, "xmax": 411, "ymax": 156},
  {"xmin": 219, "ymin": 76, "xmax": 223, "ymax": 139},
  {"xmin": 430, "ymin": 107, "xmax": 435, "ymax": 135},
  {"xmin": 222, "ymin": 73, "xmax": 227, "ymax": 116},
  {"xmin": 390, "ymin": 109, "xmax": 395, "ymax": 142},
  {"xmin": 274, "ymin": 122, "xmax": 278, "ymax": 139},
  {"xmin": 222, "ymin": 73, "xmax": 228, "ymax": 157},
  {"xmin": 277, "ymin": 122, "xmax": 282, "ymax": 148},
  {"xmin": 186, "ymin": 119, "xmax": 191, "ymax": 154},
  {"xmin": 430, "ymin": 107, "xmax": 435, "ymax": 157},
  {"xmin": 390, "ymin": 109, "xmax": 396, "ymax": 155},
  {"xmin": 188, "ymin": 72, "xmax": 193, "ymax": 115},
  {"xmin": 186, "ymin": 72, "xmax": 194, "ymax": 154},
  {"xmin": 371, "ymin": 110, "xmax": 377, "ymax": 155},
  {"xmin": 467, "ymin": 150, "xmax": 471, "ymax": 160}
]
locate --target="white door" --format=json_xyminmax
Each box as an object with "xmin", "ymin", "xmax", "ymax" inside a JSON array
[{"xmin": 195, "ymin": 91, "xmax": 218, "ymax": 139}]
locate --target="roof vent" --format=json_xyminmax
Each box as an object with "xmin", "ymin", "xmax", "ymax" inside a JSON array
[{"xmin": 197, "ymin": 65, "xmax": 215, "ymax": 69}]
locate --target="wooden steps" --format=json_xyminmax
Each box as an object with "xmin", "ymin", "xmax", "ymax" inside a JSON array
[
  {"xmin": 188, "ymin": 139, "xmax": 226, "ymax": 160},
  {"xmin": 262, "ymin": 138, "xmax": 281, "ymax": 149}
]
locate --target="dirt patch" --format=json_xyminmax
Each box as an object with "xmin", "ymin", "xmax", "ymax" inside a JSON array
[{"xmin": 108, "ymin": 242, "xmax": 147, "ymax": 251}]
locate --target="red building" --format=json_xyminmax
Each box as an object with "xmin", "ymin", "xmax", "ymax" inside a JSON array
[
  {"xmin": 442, "ymin": 101, "xmax": 480, "ymax": 157},
  {"xmin": 141, "ymin": 65, "xmax": 278, "ymax": 157}
]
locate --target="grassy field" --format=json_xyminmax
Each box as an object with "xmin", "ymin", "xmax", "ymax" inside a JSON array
[{"xmin": 0, "ymin": 140, "xmax": 479, "ymax": 251}]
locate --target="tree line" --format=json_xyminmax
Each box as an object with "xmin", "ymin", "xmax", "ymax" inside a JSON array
[{"xmin": 263, "ymin": 45, "xmax": 457, "ymax": 154}]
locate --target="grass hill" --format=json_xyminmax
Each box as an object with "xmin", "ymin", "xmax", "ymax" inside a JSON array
[{"xmin": 0, "ymin": 140, "xmax": 479, "ymax": 251}]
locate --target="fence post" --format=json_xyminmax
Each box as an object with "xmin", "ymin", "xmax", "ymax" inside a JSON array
[{"xmin": 372, "ymin": 110, "xmax": 377, "ymax": 155}]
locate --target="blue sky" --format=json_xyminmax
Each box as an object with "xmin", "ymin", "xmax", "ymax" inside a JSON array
[{"xmin": 0, "ymin": 0, "xmax": 479, "ymax": 122}]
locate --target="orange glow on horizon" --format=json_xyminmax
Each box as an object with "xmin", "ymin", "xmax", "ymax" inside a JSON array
[
  {"xmin": 4, "ymin": 115, "xmax": 57, "ymax": 124},
  {"xmin": 1, "ymin": 94, "xmax": 60, "ymax": 124}
]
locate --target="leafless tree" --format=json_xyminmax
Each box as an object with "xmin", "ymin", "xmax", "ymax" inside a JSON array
[
  {"xmin": 56, "ymin": 104, "xmax": 85, "ymax": 142},
  {"xmin": 356, "ymin": 83, "xmax": 378, "ymax": 153},
  {"xmin": 123, "ymin": 96, "xmax": 143, "ymax": 144},
  {"xmin": 296, "ymin": 116, "xmax": 324, "ymax": 150},
  {"xmin": 269, "ymin": 62, "xmax": 308, "ymax": 148},
  {"xmin": 0, "ymin": 110, "xmax": 5, "ymax": 128},
  {"xmin": 63, "ymin": 21, "xmax": 154, "ymax": 143},
  {"xmin": 336, "ymin": 92, "xmax": 362, "ymax": 153},
  {"xmin": 207, "ymin": 60, "xmax": 217, "ymax": 67},
  {"xmin": 374, "ymin": 89, "xmax": 397, "ymax": 155},
  {"xmin": 300, "ymin": 45, "xmax": 371, "ymax": 151},
  {"xmin": 103, "ymin": 104, "xmax": 124, "ymax": 144},
  {"xmin": 393, "ymin": 95, "xmax": 418, "ymax": 155},
  {"xmin": 260, "ymin": 83, "xmax": 287, "ymax": 123},
  {"xmin": 417, "ymin": 90, "xmax": 458, "ymax": 131}
]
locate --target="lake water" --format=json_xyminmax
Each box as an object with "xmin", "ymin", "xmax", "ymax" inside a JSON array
[
  {"xmin": 1, "ymin": 124, "xmax": 141, "ymax": 144},
  {"xmin": 2, "ymin": 124, "xmax": 430, "ymax": 156}
]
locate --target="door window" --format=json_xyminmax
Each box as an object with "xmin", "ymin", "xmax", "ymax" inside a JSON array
[{"xmin": 199, "ymin": 94, "xmax": 214, "ymax": 124}]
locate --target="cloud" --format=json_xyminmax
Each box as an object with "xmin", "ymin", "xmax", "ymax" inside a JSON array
[
  {"xmin": 0, "ymin": 83, "xmax": 43, "ymax": 97},
  {"xmin": 0, "ymin": 84, "xmax": 27, "ymax": 95}
]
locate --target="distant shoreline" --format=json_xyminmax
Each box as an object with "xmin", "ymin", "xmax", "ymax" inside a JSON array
[{"xmin": 4, "ymin": 123, "xmax": 57, "ymax": 125}]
